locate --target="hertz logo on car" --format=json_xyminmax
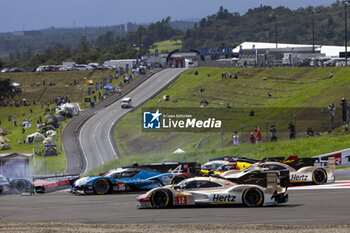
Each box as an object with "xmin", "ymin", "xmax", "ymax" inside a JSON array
[{"xmin": 212, "ymin": 194, "xmax": 236, "ymax": 203}]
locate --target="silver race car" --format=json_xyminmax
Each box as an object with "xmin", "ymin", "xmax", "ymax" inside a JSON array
[
  {"xmin": 136, "ymin": 171, "xmax": 288, "ymax": 208},
  {"xmin": 222, "ymin": 157, "xmax": 335, "ymax": 185}
]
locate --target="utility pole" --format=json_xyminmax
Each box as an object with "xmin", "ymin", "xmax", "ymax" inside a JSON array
[
  {"xmin": 312, "ymin": 10, "xmax": 315, "ymax": 53},
  {"xmin": 275, "ymin": 15, "xmax": 278, "ymax": 48},
  {"xmin": 139, "ymin": 28, "xmax": 142, "ymax": 60},
  {"xmin": 345, "ymin": 2, "xmax": 348, "ymax": 67}
]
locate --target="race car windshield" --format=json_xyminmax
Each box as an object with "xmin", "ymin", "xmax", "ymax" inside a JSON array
[
  {"xmin": 103, "ymin": 171, "xmax": 118, "ymax": 177},
  {"xmin": 202, "ymin": 163, "xmax": 223, "ymax": 170},
  {"xmin": 244, "ymin": 163, "xmax": 261, "ymax": 172}
]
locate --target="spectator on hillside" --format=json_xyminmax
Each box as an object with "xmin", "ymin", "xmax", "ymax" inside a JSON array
[
  {"xmin": 249, "ymin": 132, "xmax": 256, "ymax": 144},
  {"xmin": 232, "ymin": 131, "xmax": 239, "ymax": 146},
  {"xmin": 255, "ymin": 127, "xmax": 262, "ymax": 143},
  {"xmin": 329, "ymin": 72, "xmax": 333, "ymax": 79},
  {"xmin": 305, "ymin": 127, "xmax": 314, "ymax": 137},
  {"xmin": 341, "ymin": 97, "xmax": 347, "ymax": 124},
  {"xmin": 8, "ymin": 115, "xmax": 11, "ymax": 121},
  {"xmin": 288, "ymin": 121, "xmax": 296, "ymax": 139},
  {"xmin": 227, "ymin": 103, "xmax": 231, "ymax": 108},
  {"xmin": 270, "ymin": 125, "xmax": 277, "ymax": 142},
  {"xmin": 328, "ymin": 103, "xmax": 336, "ymax": 130},
  {"xmin": 249, "ymin": 110, "xmax": 255, "ymax": 117}
]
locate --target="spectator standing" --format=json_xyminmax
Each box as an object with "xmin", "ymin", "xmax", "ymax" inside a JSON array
[
  {"xmin": 328, "ymin": 103, "xmax": 336, "ymax": 130},
  {"xmin": 232, "ymin": 131, "xmax": 239, "ymax": 146},
  {"xmin": 270, "ymin": 125, "xmax": 277, "ymax": 142},
  {"xmin": 249, "ymin": 132, "xmax": 256, "ymax": 144},
  {"xmin": 340, "ymin": 97, "xmax": 347, "ymax": 124},
  {"xmin": 288, "ymin": 121, "xmax": 296, "ymax": 139},
  {"xmin": 255, "ymin": 127, "xmax": 262, "ymax": 143}
]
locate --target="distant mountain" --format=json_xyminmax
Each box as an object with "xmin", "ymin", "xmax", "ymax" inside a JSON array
[{"xmin": 0, "ymin": 23, "xmax": 137, "ymax": 60}]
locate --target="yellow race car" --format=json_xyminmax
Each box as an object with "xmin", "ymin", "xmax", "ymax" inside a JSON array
[{"xmin": 201, "ymin": 157, "xmax": 255, "ymax": 176}]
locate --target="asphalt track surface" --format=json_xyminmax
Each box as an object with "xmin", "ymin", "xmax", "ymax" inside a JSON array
[
  {"xmin": 62, "ymin": 69, "xmax": 161, "ymax": 174},
  {"xmin": 0, "ymin": 170, "xmax": 348, "ymax": 225},
  {"xmin": 0, "ymin": 188, "xmax": 349, "ymax": 225},
  {"xmin": 79, "ymin": 68, "xmax": 186, "ymax": 173}
]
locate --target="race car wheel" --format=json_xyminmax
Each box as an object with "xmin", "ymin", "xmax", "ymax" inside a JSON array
[
  {"xmin": 151, "ymin": 189, "xmax": 172, "ymax": 208},
  {"xmin": 312, "ymin": 168, "xmax": 327, "ymax": 185},
  {"xmin": 171, "ymin": 175, "xmax": 187, "ymax": 184},
  {"xmin": 93, "ymin": 179, "xmax": 110, "ymax": 195},
  {"xmin": 11, "ymin": 179, "xmax": 28, "ymax": 194},
  {"xmin": 242, "ymin": 188, "xmax": 264, "ymax": 207}
]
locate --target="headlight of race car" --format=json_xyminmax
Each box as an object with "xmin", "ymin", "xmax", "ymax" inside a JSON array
[{"xmin": 74, "ymin": 177, "xmax": 91, "ymax": 186}]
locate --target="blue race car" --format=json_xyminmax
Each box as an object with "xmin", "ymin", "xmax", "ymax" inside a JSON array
[
  {"xmin": 0, "ymin": 175, "xmax": 33, "ymax": 194},
  {"xmin": 73, "ymin": 167, "xmax": 189, "ymax": 195}
]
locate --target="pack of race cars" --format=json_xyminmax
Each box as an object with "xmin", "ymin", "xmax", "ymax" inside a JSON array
[{"xmin": 0, "ymin": 155, "xmax": 336, "ymax": 209}]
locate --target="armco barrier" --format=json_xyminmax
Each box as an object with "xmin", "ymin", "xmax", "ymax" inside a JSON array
[{"xmin": 314, "ymin": 148, "xmax": 350, "ymax": 166}]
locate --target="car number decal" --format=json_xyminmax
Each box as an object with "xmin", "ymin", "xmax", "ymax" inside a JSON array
[
  {"xmin": 113, "ymin": 184, "xmax": 126, "ymax": 191},
  {"xmin": 176, "ymin": 195, "xmax": 187, "ymax": 205}
]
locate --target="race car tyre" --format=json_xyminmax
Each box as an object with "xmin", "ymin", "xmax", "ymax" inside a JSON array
[
  {"xmin": 312, "ymin": 168, "xmax": 327, "ymax": 185},
  {"xmin": 93, "ymin": 178, "xmax": 110, "ymax": 195},
  {"xmin": 151, "ymin": 189, "xmax": 172, "ymax": 208},
  {"xmin": 171, "ymin": 175, "xmax": 187, "ymax": 184},
  {"xmin": 11, "ymin": 179, "xmax": 28, "ymax": 194},
  {"xmin": 242, "ymin": 188, "xmax": 264, "ymax": 207}
]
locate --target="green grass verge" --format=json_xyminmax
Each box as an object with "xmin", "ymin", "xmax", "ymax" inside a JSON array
[
  {"xmin": 149, "ymin": 40, "xmax": 182, "ymax": 55},
  {"xmin": 88, "ymin": 133, "xmax": 350, "ymax": 175},
  {"xmin": 0, "ymin": 69, "xmax": 132, "ymax": 174},
  {"xmin": 115, "ymin": 67, "xmax": 350, "ymax": 158}
]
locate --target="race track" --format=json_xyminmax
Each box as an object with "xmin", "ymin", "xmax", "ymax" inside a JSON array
[
  {"xmin": 79, "ymin": 68, "xmax": 186, "ymax": 173},
  {"xmin": 0, "ymin": 188, "xmax": 349, "ymax": 225}
]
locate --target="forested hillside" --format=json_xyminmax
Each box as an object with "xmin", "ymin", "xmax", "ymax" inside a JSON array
[
  {"xmin": 182, "ymin": 2, "xmax": 347, "ymax": 49},
  {"xmin": 2, "ymin": 2, "xmax": 350, "ymax": 69}
]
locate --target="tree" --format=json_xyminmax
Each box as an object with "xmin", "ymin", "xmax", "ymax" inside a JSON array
[
  {"xmin": 0, "ymin": 78, "xmax": 11, "ymax": 98},
  {"xmin": 79, "ymin": 36, "xmax": 90, "ymax": 53}
]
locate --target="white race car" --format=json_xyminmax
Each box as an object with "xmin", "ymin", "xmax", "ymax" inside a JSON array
[
  {"xmin": 222, "ymin": 157, "xmax": 335, "ymax": 185},
  {"xmin": 136, "ymin": 171, "xmax": 288, "ymax": 208}
]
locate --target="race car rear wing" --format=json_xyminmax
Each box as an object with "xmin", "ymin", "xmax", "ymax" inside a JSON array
[
  {"xmin": 223, "ymin": 170, "xmax": 289, "ymax": 188},
  {"xmin": 285, "ymin": 158, "xmax": 322, "ymax": 170},
  {"xmin": 209, "ymin": 156, "xmax": 258, "ymax": 164},
  {"xmin": 261, "ymin": 157, "xmax": 285, "ymax": 163}
]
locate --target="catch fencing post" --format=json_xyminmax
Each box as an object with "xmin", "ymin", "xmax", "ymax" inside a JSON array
[{"xmin": 265, "ymin": 120, "xmax": 269, "ymax": 142}]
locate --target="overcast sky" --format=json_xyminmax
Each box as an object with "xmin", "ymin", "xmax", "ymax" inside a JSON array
[{"xmin": 0, "ymin": 0, "xmax": 336, "ymax": 32}]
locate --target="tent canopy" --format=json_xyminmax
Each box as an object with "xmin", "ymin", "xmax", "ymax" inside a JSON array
[
  {"xmin": 103, "ymin": 85, "xmax": 115, "ymax": 90},
  {"xmin": 44, "ymin": 142, "xmax": 56, "ymax": 147},
  {"xmin": 0, "ymin": 128, "xmax": 12, "ymax": 136},
  {"xmin": 10, "ymin": 82, "xmax": 21, "ymax": 87},
  {"xmin": 26, "ymin": 132, "xmax": 45, "ymax": 143}
]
